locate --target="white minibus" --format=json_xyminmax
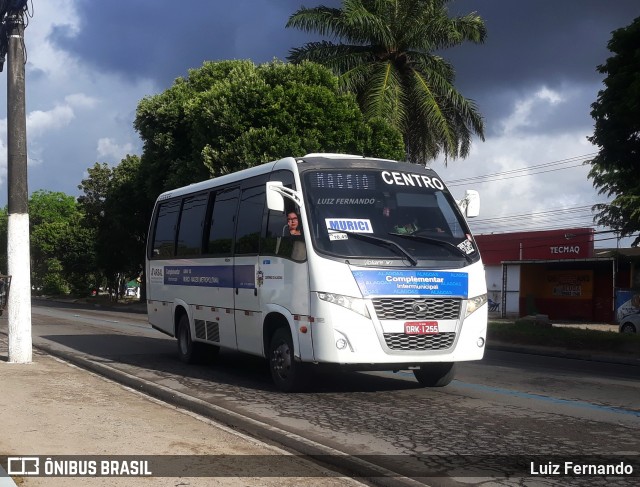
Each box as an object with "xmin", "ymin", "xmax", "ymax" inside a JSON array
[{"xmin": 146, "ymin": 154, "xmax": 487, "ymax": 391}]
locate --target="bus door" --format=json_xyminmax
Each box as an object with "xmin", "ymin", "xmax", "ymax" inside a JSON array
[
  {"xmin": 234, "ymin": 182, "xmax": 267, "ymax": 354},
  {"xmin": 206, "ymin": 187, "xmax": 240, "ymax": 349},
  {"xmin": 261, "ymin": 170, "xmax": 311, "ymax": 358},
  {"xmin": 263, "ymin": 203, "xmax": 311, "ymax": 353}
]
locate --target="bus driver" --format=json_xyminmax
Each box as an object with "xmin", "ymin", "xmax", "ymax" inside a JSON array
[{"xmin": 287, "ymin": 211, "xmax": 302, "ymax": 236}]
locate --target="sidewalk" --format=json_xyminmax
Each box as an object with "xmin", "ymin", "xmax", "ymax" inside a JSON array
[{"xmin": 0, "ymin": 334, "xmax": 363, "ymax": 487}]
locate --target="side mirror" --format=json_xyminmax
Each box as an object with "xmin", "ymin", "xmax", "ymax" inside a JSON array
[
  {"xmin": 265, "ymin": 181, "xmax": 304, "ymax": 211},
  {"xmin": 266, "ymin": 181, "xmax": 285, "ymax": 212}
]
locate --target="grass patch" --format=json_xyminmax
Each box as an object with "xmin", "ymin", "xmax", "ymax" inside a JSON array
[{"xmin": 487, "ymin": 321, "xmax": 640, "ymax": 356}]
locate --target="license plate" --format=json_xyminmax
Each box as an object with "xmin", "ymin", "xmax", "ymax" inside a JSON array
[{"xmin": 404, "ymin": 321, "xmax": 439, "ymax": 335}]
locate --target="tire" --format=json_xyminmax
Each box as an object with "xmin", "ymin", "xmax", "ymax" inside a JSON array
[
  {"xmin": 269, "ymin": 327, "xmax": 307, "ymax": 392},
  {"xmin": 176, "ymin": 314, "xmax": 219, "ymax": 364},
  {"xmin": 413, "ymin": 362, "xmax": 456, "ymax": 387},
  {"xmin": 620, "ymin": 322, "xmax": 637, "ymax": 334}
]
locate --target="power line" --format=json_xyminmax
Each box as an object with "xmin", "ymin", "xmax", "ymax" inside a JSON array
[
  {"xmin": 467, "ymin": 203, "xmax": 603, "ymax": 235},
  {"xmin": 471, "ymin": 204, "xmax": 597, "ymax": 225},
  {"xmin": 435, "ymin": 152, "xmax": 635, "ymax": 246},
  {"xmin": 446, "ymin": 153, "xmax": 596, "ymax": 187},
  {"xmin": 439, "ymin": 152, "xmax": 629, "ymax": 238},
  {"xmin": 472, "ymin": 214, "xmax": 598, "ymax": 230}
]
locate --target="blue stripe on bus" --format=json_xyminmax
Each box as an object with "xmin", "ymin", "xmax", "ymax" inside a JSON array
[{"xmin": 163, "ymin": 265, "xmax": 255, "ymax": 289}]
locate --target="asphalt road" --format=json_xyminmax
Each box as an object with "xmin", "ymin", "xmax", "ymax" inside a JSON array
[{"xmin": 23, "ymin": 301, "xmax": 640, "ymax": 486}]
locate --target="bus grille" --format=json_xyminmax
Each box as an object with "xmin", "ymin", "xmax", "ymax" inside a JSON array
[
  {"xmin": 195, "ymin": 319, "xmax": 220, "ymax": 342},
  {"xmin": 372, "ymin": 298, "xmax": 461, "ymax": 320},
  {"xmin": 383, "ymin": 332, "xmax": 456, "ymax": 351},
  {"xmin": 195, "ymin": 319, "xmax": 206, "ymax": 339},
  {"xmin": 206, "ymin": 321, "xmax": 220, "ymax": 342}
]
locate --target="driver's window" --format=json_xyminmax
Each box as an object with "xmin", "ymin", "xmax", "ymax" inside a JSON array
[
  {"xmin": 414, "ymin": 208, "xmax": 449, "ymax": 235},
  {"xmin": 262, "ymin": 171, "xmax": 306, "ymax": 261},
  {"xmin": 395, "ymin": 192, "xmax": 450, "ymax": 236}
]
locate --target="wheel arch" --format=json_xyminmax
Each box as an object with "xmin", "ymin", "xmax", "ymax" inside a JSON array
[
  {"xmin": 173, "ymin": 300, "xmax": 190, "ymax": 337},
  {"xmin": 263, "ymin": 309, "xmax": 298, "ymax": 358}
]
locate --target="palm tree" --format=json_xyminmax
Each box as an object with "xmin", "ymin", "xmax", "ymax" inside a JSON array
[{"xmin": 286, "ymin": 0, "xmax": 486, "ymax": 163}]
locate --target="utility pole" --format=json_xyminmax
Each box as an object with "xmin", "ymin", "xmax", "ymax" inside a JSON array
[{"xmin": 1, "ymin": 1, "xmax": 31, "ymax": 363}]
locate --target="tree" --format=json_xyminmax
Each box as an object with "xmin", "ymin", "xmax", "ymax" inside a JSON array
[
  {"xmin": 99, "ymin": 155, "xmax": 149, "ymax": 288},
  {"xmin": 134, "ymin": 59, "xmax": 404, "ymax": 199},
  {"xmin": 78, "ymin": 156, "xmax": 149, "ymax": 297},
  {"xmin": 286, "ymin": 0, "xmax": 486, "ymax": 163},
  {"xmin": 27, "ymin": 190, "xmax": 96, "ymax": 295},
  {"xmin": 83, "ymin": 60, "xmax": 404, "ymax": 292},
  {"xmin": 77, "ymin": 162, "xmax": 113, "ymax": 229},
  {"xmin": 587, "ymin": 17, "xmax": 640, "ymax": 245}
]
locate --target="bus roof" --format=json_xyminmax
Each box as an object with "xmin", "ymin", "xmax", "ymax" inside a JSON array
[
  {"xmin": 155, "ymin": 156, "xmax": 296, "ymax": 201},
  {"xmin": 154, "ymin": 153, "xmax": 442, "ymax": 202}
]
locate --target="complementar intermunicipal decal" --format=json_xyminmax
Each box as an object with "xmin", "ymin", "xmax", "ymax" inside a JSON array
[{"xmin": 352, "ymin": 270, "xmax": 468, "ymax": 297}]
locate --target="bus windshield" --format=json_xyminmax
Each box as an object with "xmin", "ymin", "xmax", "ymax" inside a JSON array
[{"xmin": 302, "ymin": 169, "xmax": 479, "ymax": 266}]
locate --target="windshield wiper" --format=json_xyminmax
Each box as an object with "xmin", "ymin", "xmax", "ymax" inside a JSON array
[
  {"xmin": 388, "ymin": 232, "xmax": 473, "ymax": 264},
  {"xmin": 329, "ymin": 230, "xmax": 418, "ymax": 266}
]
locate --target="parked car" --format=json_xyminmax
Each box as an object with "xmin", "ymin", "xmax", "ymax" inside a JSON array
[{"xmin": 619, "ymin": 313, "xmax": 640, "ymax": 333}]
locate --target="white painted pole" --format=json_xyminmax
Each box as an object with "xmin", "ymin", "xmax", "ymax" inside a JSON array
[
  {"xmin": 7, "ymin": 214, "xmax": 31, "ymax": 363},
  {"xmin": 6, "ymin": 13, "xmax": 32, "ymax": 363}
]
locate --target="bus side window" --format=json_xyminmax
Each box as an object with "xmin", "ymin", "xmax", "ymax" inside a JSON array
[
  {"xmin": 176, "ymin": 193, "xmax": 208, "ymax": 257},
  {"xmin": 235, "ymin": 185, "xmax": 266, "ymax": 255},
  {"xmin": 206, "ymin": 187, "xmax": 239, "ymax": 256},
  {"xmin": 151, "ymin": 199, "xmax": 181, "ymax": 258}
]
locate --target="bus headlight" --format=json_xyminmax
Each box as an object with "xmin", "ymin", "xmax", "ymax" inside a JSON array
[
  {"xmin": 318, "ymin": 292, "xmax": 370, "ymax": 319},
  {"xmin": 465, "ymin": 293, "xmax": 488, "ymax": 318}
]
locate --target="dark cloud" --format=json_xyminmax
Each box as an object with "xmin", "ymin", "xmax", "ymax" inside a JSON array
[
  {"xmin": 48, "ymin": 0, "xmax": 640, "ymax": 137},
  {"xmin": 441, "ymin": 0, "xmax": 640, "ymax": 134},
  {"xmin": 51, "ymin": 0, "xmax": 320, "ymax": 87},
  {"xmin": 54, "ymin": 1, "xmax": 640, "ymax": 90},
  {"xmin": 53, "ymin": 0, "xmax": 640, "ymax": 127},
  {"xmin": 446, "ymin": 0, "xmax": 640, "ymax": 94}
]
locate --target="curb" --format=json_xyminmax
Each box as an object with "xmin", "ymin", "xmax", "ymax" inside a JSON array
[
  {"xmin": 486, "ymin": 343, "xmax": 640, "ymax": 366},
  {"xmin": 31, "ymin": 296, "xmax": 147, "ymax": 314},
  {"xmin": 24, "ymin": 338, "xmax": 421, "ymax": 487},
  {"xmin": 0, "ymin": 466, "xmax": 18, "ymax": 487}
]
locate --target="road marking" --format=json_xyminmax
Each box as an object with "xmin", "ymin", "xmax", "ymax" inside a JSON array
[
  {"xmin": 73, "ymin": 314, "xmax": 119, "ymax": 323},
  {"xmin": 388, "ymin": 370, "xmax": 640, "ymax": 418},
  {"xmin": 455, "ymin": 380, "xmax": 640, "ymax": 418}
]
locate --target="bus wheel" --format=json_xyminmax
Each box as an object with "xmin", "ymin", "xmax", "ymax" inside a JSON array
[
  {"xmin": 177, "ymin": 314, "xmax": 196, "ymax": 364},
  {"xmin": 413, "ymin": 362, "xmax": 456, "ymax": 387},
  {"xmin": 269, "ymin": 328, "xmax": 306, "ymax": 392},
  {"xmin": 176, "ymin": 314, "xmax": 219, "ymax": 364},
  {"xmin": 620, "ymin": 322, "xmax": 636, "ymax": 334}
]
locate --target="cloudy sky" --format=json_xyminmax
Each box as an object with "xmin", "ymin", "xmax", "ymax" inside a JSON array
[{"xmin": 1, "ymin": 0, "xmax": 639, "ymax": 247}]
